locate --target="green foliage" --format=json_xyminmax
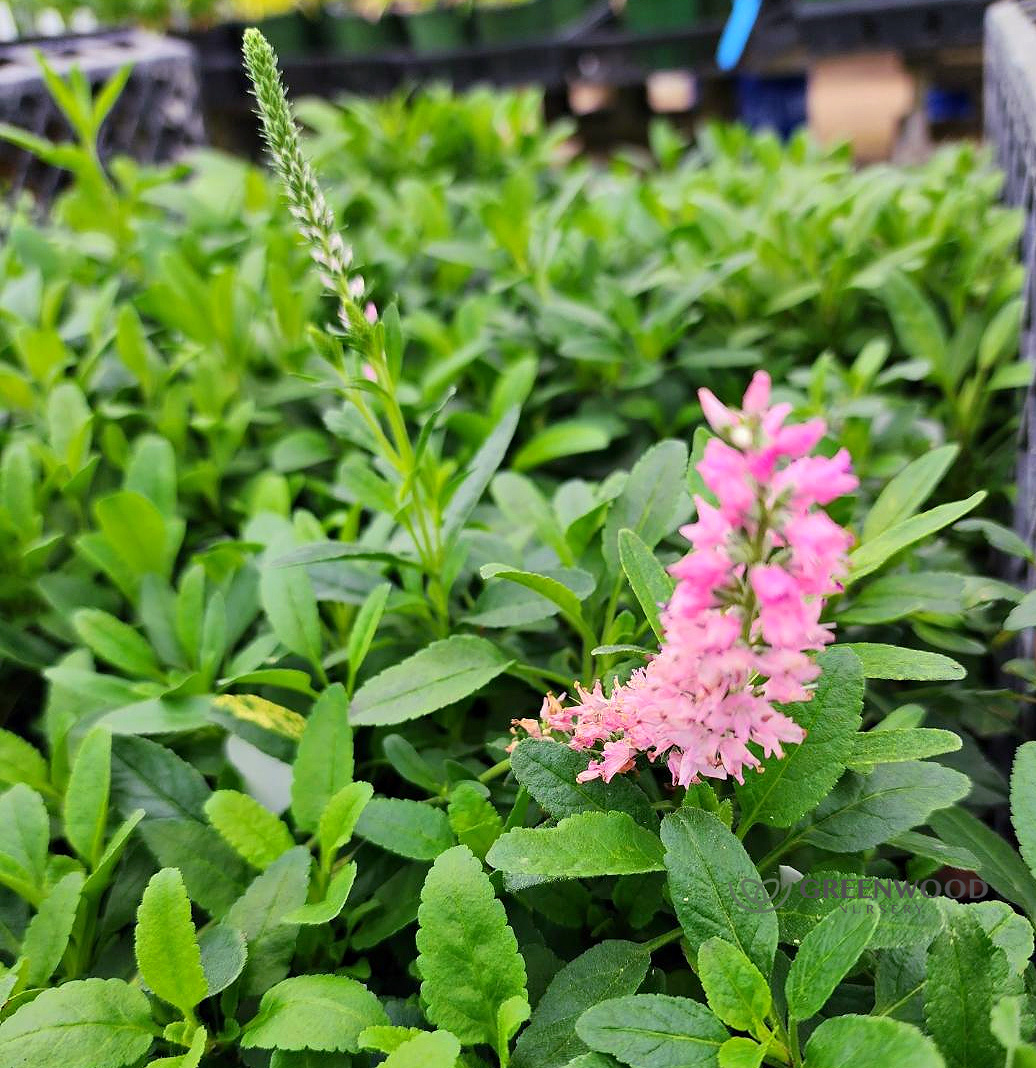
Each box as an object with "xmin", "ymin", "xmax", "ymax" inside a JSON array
[
  {"xmin": 0, "ymin": 39, "xmax": 1031, "ymax": 1068},
  {"xmin": 416, "ymin": 845, "xmax": 527, "ymax": 1051},
  {"xmin": 240, "ymin": 974, "xmax": 388, "ymax": 1052},
  {"xmin": 134, "ymin": 868, "xmax": 207, "ymax": 1019}
]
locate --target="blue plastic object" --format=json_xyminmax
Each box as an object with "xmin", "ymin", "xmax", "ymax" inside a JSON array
[
  {"xmin": 736, "ymin": 73, "xmax": 807, "ymax": 138},
  {"xmin": 717, "ymin": 0, "xmax": 761, "ymax": 70}
]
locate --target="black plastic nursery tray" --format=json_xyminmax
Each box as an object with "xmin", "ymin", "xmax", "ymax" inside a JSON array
[
  {"xmin": 794, "ymin": 0, "xmax": 990, "ymax": 55},
  {"xmin": 0, "ymin": 29, "xmax": 205, "ymax": 207},
  {"xmin": 195, "ymin": 7, "xmax": 731, "ymax": 105},
  {"xmin": 987, "ymin": 1, "xmax": 1036, "ymax": 623}
]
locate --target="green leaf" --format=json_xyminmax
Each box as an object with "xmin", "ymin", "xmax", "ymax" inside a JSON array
[
  {"xmin": 777, "ymin": 871, "xmax": 942, "ymax": 951},
  {"xmin": 736, "ymin": 647, "xmax": 863, "ymax": 834},
  {"xmin": 0, "ymin": 783, "xmax": 49, "ymax": 903},
  {"xmin": 134, "ymin": 868, "xmax": 207, "ymax": 1017},
  {"xmin": 350, "ymin": 635, "xmax": 512, "ymax": 727},
  {"xmin": 0, "ymin": 978, "xmax": 154, "ymax": 1068},
  {"xmin": 697, "ymin": 937, "xmax": 771, "ymax": 1033},
  {"xmin": 1005, "ymin": 588, "xmax": 1036, "ymax": 631},
  {"xmin": 956, "ymin": 518, "xmax": 1034, "ymax": 563},
  {"xmin": 291, "ymin": 684, "xmax": 354, "ymax": 834},
  {"xmin": 22, "ymin": 871, "xmax": 84, "ymax": 988},
  {"xmin": 1012, "ymin": 742, "xmax": 1036, "ymax": 881},
  {"xmin": 124, "ymin": 434, "xmax": 177, "ymax": 518},
  {"xmin": 785, "ymin": 903, "xmax": 878, "ymax": 1020},
  {"xmin": 618, "ymin": 528, "xmax": 675, "ymax": 642},
  {"xmin": 64, "ymin": 726, "xmax": 112, "ymax": 868},
  {"xmin": 416, "ymin": 845, "xmax": 527, "ymax": 1048},
  {"xmin": 226, "ymin": 847, "xmax": 311, "ymax": 997},
  {"xmin": 205, "ymin": 790, "xmax": 295, "ymax": 869},
  {"xmin": 359, "ymin": 1024, "xmax": 423, "ymax": 1054},
  {"xmin": 487, "ymin": 812, "xmax": 665, "ymax": 877},
  {"xmin": 806, "ymin": 762, "xmax": 971, "ymax": 852},
  {"xmin": 345, "ymin": 582, "xmax": 391, "ymax": 688},
  {"xmin": 148, "ymin": 1026, "xmax": 206, "ymax": 1068},
  {"xmin": 965, "ymin": 900, "xmax": 1034, "ymax": 974},
  {"xmin": 139, "ymin": 820, "xmax": 252, "ymax": 918},
  {"xmin": 93, "ymin": 490, "xmax": 178, "ymax": 583},
  {"xmin": 447, "ymin": 781, "xmax": 503, "ymax": 860},
  {"xmin": 382, "ymin": 1030, "xmax": 463, "ymax": 1067},
  {"xmin": 718, "ymin": 1037, "xmax": 767, "ymax": 1068},
  {"xmin": 260, "ymin": 553, "xmax": 322, "ymax": 671},
  {"xmin": 198, "ymin": 923, "xmax": 248, "ymax": 997},
  {"xmin": 355, "ymin": 798, "xmax": 454, "ymax": 860},
  {"xmin": 661, "ymin": 808, "xmax": 778, "ymax": 977},
  {"xmin": 479, "ymin": 565, "xmax": 595, "ymax": 643},
  {"xmin": 110, "ymin": 735, "xmax": 208, "ymax": 821},
  {"xmin": 0, "ymin": 729, "xmax": 49, "ymax": 794},
  {"xmin": 881, "ymin": 270, "xmax": 948, "ymax": 375},
  {"xmin": 72, "ymin": 609, "xmax": 163, "ymax": 680},
  {"xmin": 603, "ymin": 440, "xmax": 688, "ymax": 575},
  {"xmin": 862, "ymin": 445, "xmax": 958, "ymax": 542},
  {"xmin": 442, "ymin": 404, "xmax": 520, "ymax": 542},
  {"xmin": 979, "ymin": 298, "xmax": 1024, "ymax": 369},
  {"xmin": 83, "ymin": 810, "xmax": 144, "ymax": 900},
  {"xmin": 512, "ymin": 941, "xmax": 651, "ymax": 1068},
  {"xmin": 510, "ymin": 740, "xmax": 656, "ymax": 830},
  {"xmin": 577, "ymin": 994, "xmax": 728, "ymax": 1067},
  {"xmin": 839, "ymin": 643, "xmax": 965, "ymax": 681},
  {"xmin": 925, "ymin": 909, "xmax": 1008, "ymax": 1068},
  {"xmin": 847, "ymin": 728, "xmax": 962, "ymax": 770},
  {"xmin": 848, "ymin": 492, "xmax": 985, "ymax": 583},
  {"xmin": 318, "ymin": 781, "xmax": 374, "ymax": 859},
  {"xmin": 241, "ymin": 975, "xmax": 388, "ymax": 1052},
  {"xmin": 930, "ymin": 806, "xmax": 1036, "ymax": 920},
  {"xmin": 805, "ymin": 1015, "xmax": 945, "ymax": 1068},
  {"xmin": 513, "ymin": 420, "xmax": 611, "ymax": 472},
  {"xmin": 283, "ymin": 862, "xmax": 356, "ymax": 925}
]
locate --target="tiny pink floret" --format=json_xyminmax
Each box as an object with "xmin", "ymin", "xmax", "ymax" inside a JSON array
[{"xmin": 518, "ymin": 370, "xmax": 858, "ymax": 788}]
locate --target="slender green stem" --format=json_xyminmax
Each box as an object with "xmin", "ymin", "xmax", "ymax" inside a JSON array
[
  {"xmin": 788, "ymin": 1019, "xmax": 802, "ymax": 1068},
  {"xmin": 479, "ymin": 758, "xmax": 512, "ymax": 785},
  {"xmin": 641, "ymin": 926, "xmax": 684, "ymax": 953},
  {"xmin": 756, "ymin": 831, "xmax": 806, "ymax": 874}
]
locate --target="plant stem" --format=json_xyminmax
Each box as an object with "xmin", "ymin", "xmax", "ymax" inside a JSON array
[
  {"xmin": 479, "ymin": 758, "xmax": 512, "ymax": 784},
  {"xmin": 642, "ymin": 927, "xmax": 684, "ymax": 953}
]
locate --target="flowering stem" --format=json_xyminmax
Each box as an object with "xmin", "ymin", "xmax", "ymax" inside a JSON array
[{"xmin": 243, "ymin": 27, "xmax": 454, "ymax": 636}]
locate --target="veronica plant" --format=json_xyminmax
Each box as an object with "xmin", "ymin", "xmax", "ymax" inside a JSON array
[{"xmin": 243, "ymin": 27, "xmax": 520, "ymax": 639}]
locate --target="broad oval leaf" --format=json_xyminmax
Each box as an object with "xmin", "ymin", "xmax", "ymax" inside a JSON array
[
  {"xmin": 511, "ymin": 740, "xmax": 656, "ymax": 830},
  {"xmin": 487, "ymin": 812, "xmax": 665, "ymax": 877},
  {"xmin": 576, "ymin": 994, "xmax": 728, "ymax": 1067},
  {"xmin": 805, "ymin": 1015, "xmax": 945, "ymax": 1068},
  {"xmin": 350, "ymin": 635, "xmax": 512, "ymax": 727},
  {"xmin": 0, "ymin": 977, "xmax": 154, "ymax": 1068},
  {"xmin": 736, "ymin": 646, "xmax": 863, "ymax": 834},
  {"xmin": 416, "ymin": 845, "xmax": 527, "ymax": 1047},
  {"xmin": 512, "ymin": 940, "xmax": 651, "ymax": 1068},
  {"xmin": 240, "ymin": 974, "xmax": 388, "ymax": 1053},
  {"xmin": 785, "ymin": 903, "xmax": 878, "ymax": 1020},
  {"xmin": 661, "ymin": 808, "xmax": 778, "ymax": 977}
]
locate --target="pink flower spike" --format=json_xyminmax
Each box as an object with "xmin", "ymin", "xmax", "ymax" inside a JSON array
[{"xmin": 521, "ymin": 367, "xmax": 856, "ymax": 791}]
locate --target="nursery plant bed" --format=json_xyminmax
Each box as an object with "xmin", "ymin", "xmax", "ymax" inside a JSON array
[{"xmin": 0, "ymin": 29, "xmax": 205, "ymax": 207}]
